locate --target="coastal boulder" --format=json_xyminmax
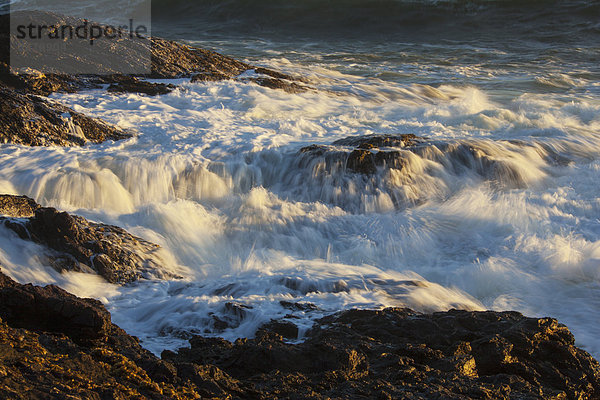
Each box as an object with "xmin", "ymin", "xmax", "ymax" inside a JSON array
[
  {"xmin": 0, "ymin": 85, "xmax": 131, "ymax": 146},
  {"xmin": 0, "ymin": 195, "xmax": 177, "ymax": 284}
]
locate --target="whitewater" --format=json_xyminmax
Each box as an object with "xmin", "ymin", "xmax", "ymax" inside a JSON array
[{"xmin": 2, "ymin": 0, "xmax": 600, "ymax": 358}]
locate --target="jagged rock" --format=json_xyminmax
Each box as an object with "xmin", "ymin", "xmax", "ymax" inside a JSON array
[
  {"xmin": 0, "ymin": 84, "xmax": 131, "ymax": 146},
  {"xmin": 0, "ymin": 194, "xmax": 40, "ymax": 217},
  {"xmin": 0, "ymin": 270, "xmax": 209, "ymax": 399},
  {"xmin": 0, "ymin": 271, "xmax": 598, "ymax": 399},
  {"xmin": 107, "ymin": 76, "xmax": 175, "ymax": 96},
  {"xmin": 0, "ymin": 12, "xmax": 308, "ymax": 98},
  {"xmin": 165, "ymin": 308, "xmax": 600, "ymax": 399},
  {"xmin": 300, "ymin": 134, "xmax": 423, "ymax": 175},
  {"xmin": 0, "ymin": 195, "xmax": 175, "ymax": 284},
  {"xmin": 0, "ymin": 269, "xmax": 111, "ymax": 343}
]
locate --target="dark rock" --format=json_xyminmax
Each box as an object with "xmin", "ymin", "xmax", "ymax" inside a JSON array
[
  {"xmin": 0, "ymin": 195, "xmax": 176, "ymax": 284},
  {"xmin": 261, "ymin": 320, "xmax": 299, "ymax": 340},
  {"xmin": 279, "ymin": 301, "xmax": 320, "ymax": 312},
  {"xmin": 338, "ymin": 134, "xmax": 424, "ymax": 175},
  {"xmin": 166, "ymin": 308, "xmax": 600, "ymax": 399},
  {"xmin": 299, "ymin": 144, "xmax": 328, "ymax": 155},
  {"xmin": 0, "ymin": 269, "xmax": 110, "ymax": 344},
  {"xmin": 0, "ymin": 195, "xmax": 40, "ymax": 217},
  {"xmin": 107, "ymin": 76, "xmax": 175, "ymax": 96},
  {"xmin": 0, "ymin": 84, "xmax": 131, "ymax": 146},
  {"xmin": 332, "ymin": 134, "xmax": 422, "ymax": 148},
  {"xmin": 0, "ymin": 269, "xmax": 208, "ymax": 398},
  {"xmin": 300, "ymin": 134, "xmax": 424, "ymax": 176},
  {"xmin": 0, "ymin": 12, "xmax": 308, "ymax": 97},
  {"xmin": 210, "ymin": 302, "xmax": 253, "ymax": 332},
  {"xmin": 0, "ymin": 271, "xmax": 598, "ymax": 399}
]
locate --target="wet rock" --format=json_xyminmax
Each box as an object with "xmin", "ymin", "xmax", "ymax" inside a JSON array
[
  {"xmin": 0, "ymin": 12, "xmax": 308, "ymax": 97},
  {"xmin": 0, "ymin": 195, "xmax": 40, "ymax": 217},
  {"xmin": 300, "ymin": 134, "xmax": 424, "ymax": 175},
  {"xmin": 166, "ymin": 308, "xmax": 600, "ymax": 399},
  {"xmin": 107, "ymin": 76, "xmax": 175, "ymax": 96},
  {"xmin": 0, "ymin": 271, "xmax": 598, "ymax": 399},
  {"xmin": 0, "ymin": 269, "xmax": 209, "ymax": 398},
  {"xmin": 347, "ymin": 148, "xmax": 377, "ymax": 174},
  {"xmin": 0, "ymin": 269, "xmax": 111, "ymax": 344},
  {"xmin": 332, "ymin": 133, "xmax": 422, "ymax": 148},
  {"xmin": 0, "ymin": 84, "xmax": 131, "ymax": 146},
  {"xmin": 279, "ymin": 300, "xmax": 320, "ymax": 312},
  {"xmin": 210, "ymin": 302, "xmax": 253, "ymax": 332},
  {"xmin": 0, "ymin": 62, "xmax": 80, "ymax": 97},
  {"xmin": 0, "ymin": 195, "xmax": 176, "ymax": 284},
  {"xmin": 261, "ymin": 320, "xmax": 300, "ymax": 340}
]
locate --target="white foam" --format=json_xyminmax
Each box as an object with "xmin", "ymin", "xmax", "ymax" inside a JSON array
[{"xmin": 0, "ymin": 67, "xmax": 599, "ymax": 357}]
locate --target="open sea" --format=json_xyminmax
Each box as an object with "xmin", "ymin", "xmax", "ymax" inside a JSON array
[{"xmin": 2, "ymin": 0, "xmax": 600, "ymax": 357}]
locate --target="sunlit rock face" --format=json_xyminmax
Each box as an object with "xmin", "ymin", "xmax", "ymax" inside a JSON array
[{"xmin": 0, "ymin": 195, "xmax": 177, "ymax": 284}]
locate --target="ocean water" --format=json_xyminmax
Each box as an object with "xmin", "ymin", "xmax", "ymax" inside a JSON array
[{"xmin": 1, "ymin": 0, "xmax": 600, "ymax": 356}]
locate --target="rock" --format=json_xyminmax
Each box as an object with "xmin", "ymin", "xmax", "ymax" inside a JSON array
[
  {"xmin": 0, "ymin": 12, "xmax": 308, "ymax": 97},
  {"xmin": 300, "ymin": 134, "xmax": 567, "ymax": 187},
  {"xmin": 332, "ymin": 134, "xmax": 421, "ymax": 148},
  {"xmin": 0, "ymin": 62, "xmax": 80, "ymax": 97},
  {"xmin": 0, "ymin": 269, "xmax": 208, "ymax": 399},
  {"xmin": 347, "ymin": 148, "xmax": 377, "ymax": 174},
  {"xmin": 0, "ymin": 269, "xmax": 111, "ymax": 343},
  {"xmin": 300, "ymin": 134, "xmax": 424, "ymax": 175},
  {"xmin": 279, "ymin": 300, "xmax": 320, "ymax": 312},
  {"xmin": 0, "ymin": 195, "xmax": 40, "ymax": 217},
  {"xmin": 165, "ymin": 308, "xmax": 600, "ymax": 399},
  {"xmin": 0, "ymin": 271, "xmax": 598, "ymax": 399},
  {"xmin": 0, "ymin": 84, "xmax": 131, "ymax": 146},
  {"xmin": 261, "ymin": 320, "xmax": 300, "ymax": 340},
  {"xmin": 0, "ymin": 11, "xmax": 310, "ymax": 147},
  {"xmin": 107, "ymin": 76, "xmax": 175, "ymax": 96},
  {"xmin": 0, "ymin": 195, "xmax": 176, "ymax": 284}
]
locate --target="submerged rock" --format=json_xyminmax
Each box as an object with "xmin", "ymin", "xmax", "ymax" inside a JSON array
[
  {"xmin": 299, "ymin": 134, "xmax": 571, "ymax": 187},
  {"xmin": 0, "ymin": 270, "xmax": 598, "ymax": 399},
  {"xmin": 0, "ymin": 195, "xmax": 176, "ymax": 284},
  {"xmin": 0, "ymin": 84, "xmax": 131, "ymax": 146},
  {"xmin": 332, "ymin": 133, "xmax": 422, "ymax": 148},
  {"xmin": 300, "ymin": 134, "xmax": 424, "ymax": 175}
]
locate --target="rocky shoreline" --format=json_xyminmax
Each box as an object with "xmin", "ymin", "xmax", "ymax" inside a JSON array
[
  {"xmin": 0, "ymin": 10, "xmax": 599, "ymax": 400},
  {"xmin": 0, "ymin": 11, "xmax": 308, "ymax": 147},
  {"xmin": 0, "ymin": 198, "xmax": 599, "ymax": 399},
  {"xmin": 0, "ymin": 268, "xmax": 598, "ymax": 399}
]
